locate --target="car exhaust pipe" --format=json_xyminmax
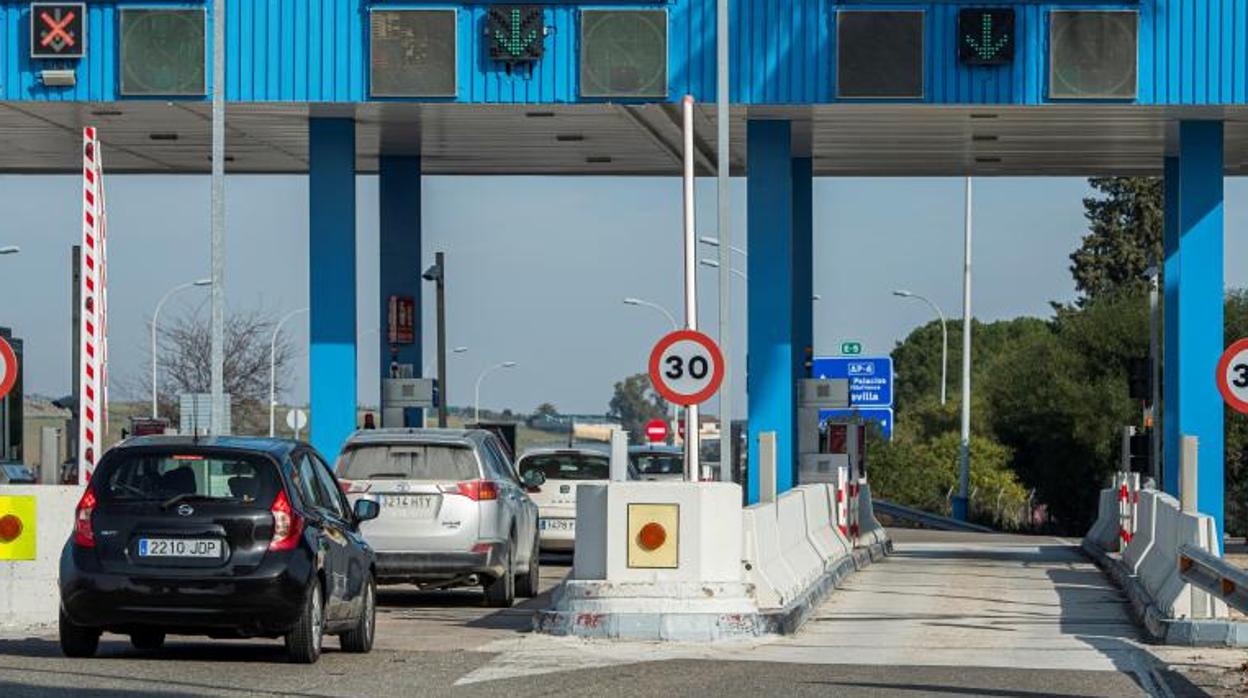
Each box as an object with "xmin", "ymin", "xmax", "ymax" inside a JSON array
[{"xmin": 465, "ymin": 574, "xmax": 479, "ymax": 586}]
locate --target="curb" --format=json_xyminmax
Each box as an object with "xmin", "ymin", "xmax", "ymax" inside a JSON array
[
  {"xmin": 1081, "ymin": 539, "xmax": 1248, "ymax": 648},
  {"xmin": 533, "ymin": 538, "xmax": 893, "ymax": 642}
]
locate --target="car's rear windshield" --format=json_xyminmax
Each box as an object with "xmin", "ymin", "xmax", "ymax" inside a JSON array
[
  {"xmin": 631, "ymin": 453, "xmax": 683, "ymax": 475},
  {"xmin": 337, "ymin": 444, "xmax": 480, "ymax": 482},
  {"xmin": 96, "ymin": 451, "xmax": 280, "ymax": 504},
  {"xmin": 518, "ymin": 453, "xmax": 610, "ymax": 481}
]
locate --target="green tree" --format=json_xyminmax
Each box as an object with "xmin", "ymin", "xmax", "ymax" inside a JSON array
[
  {"xmin": 607, "ymin": 373, "xmax": 669, "ymax": 444},
  {"xmin": 1070, "ymin": 177, "xmax": 1163, "ymax": 304},
  {"xmin": 534, "ymin": 402, "xmax": 559, "ymax": 418}
]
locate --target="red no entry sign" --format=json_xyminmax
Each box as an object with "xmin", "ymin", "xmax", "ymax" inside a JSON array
[
  {"xmin": 648, "ymin": 329, "xmax": 725, "ymax": 406},
  {"xmin": 644, "ymin": 418, "xmax": 668, "ymax": 443},
  {"xmin": 0, "ymin": 337, "xmax": 17, "ymax": 402},
  {"xmin": 1217, "ymin": 338, "xmax": 1248, "ymax": 414}
]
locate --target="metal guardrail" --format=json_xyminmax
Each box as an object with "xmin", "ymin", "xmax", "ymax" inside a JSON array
[
  {"xmin": 1178, "ymin": 543, "xmax": 1248, "ymax": 614},
  {"xmin": 873, "ymin": 499, "xmax": 995, "ymax": 533}
]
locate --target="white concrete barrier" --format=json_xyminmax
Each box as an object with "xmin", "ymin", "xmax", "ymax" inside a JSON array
[
  {"xmin": 1122, "ymin": 489, "xmax": 1159, "ymax": 574},
  {"xmin": 776, "ymin": 490, "xmax": 824, "ymax": 589},
  {"xmin": 799, "ymin": 484, "xmax": 851, "ymax": 565},
  {"xmin": 1085, "ymin": 487, "xmax": 1120, "ymax": 552},
  {"xmin": 742, "ymin": 504, "xmax": 802, "ymax": 609},
  {"xmin": 858, "ymin": 483, "xmax": 888, "ymax": 547},
  {"xmin": 0, "ymin": 485, "xmax": 81, "ymax": 632}
]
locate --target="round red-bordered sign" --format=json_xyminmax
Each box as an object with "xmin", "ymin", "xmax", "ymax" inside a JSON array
[
  {"xmin": 0, "ymin": 337, "xmax": 16, "ymax": 402},
  {"xmin": 1216, "ymin": 338, "xmax": 1248, "ymax": 414},
  {"xmin": 648, "ymin": 329, "xmax": 725, "ymax": 406},
  {"xmin": 644, "ymin": 418, "xmax": 668, "ymax": 443}
]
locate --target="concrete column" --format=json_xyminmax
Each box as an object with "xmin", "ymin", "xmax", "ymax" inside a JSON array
[
  {"xmin": 747, "ymin": 121, "xmax": 808, "ymax": 503},
  {"xmin": 309, "ymin": 118, "xmax": 357, "ymax": 459},
  {"xmin": 1162, "ymin": 155, "xmax": 1180, "ymax": 494},
  {"xmin": 379, "ymin": 155, "xmax": 423, "ymax": 426},
  {"xmin": 1169, "ymin": 121, "xmax": 1225, "ymax": 539}
]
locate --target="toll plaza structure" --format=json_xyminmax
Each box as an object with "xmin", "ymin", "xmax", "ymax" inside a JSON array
[{"xmin": 0, "ymin": 1, "xmax": 1238, "ymax": 538}]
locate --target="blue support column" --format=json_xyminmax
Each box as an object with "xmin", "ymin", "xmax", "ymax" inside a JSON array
[
  {"xmin": 379, "ymin": 156, "xmax": 423, "ymax": 426},
  {"xmin": 309, "ymin": 118, "xmax": 357, "ymax": 459},
  {"xmin": 791, "ymin": 157, "xmax": 814, "ymax": 469},
  {"xmin": 747, "ymin": 120, "xmax": 797, "ymax": 503},
  {"xmin": 1174, "ymin": 121, "xmax": 1225, "ymax": 540},
  {"xmin": 1162, "ymin": 155, "xmax": 1180, "ymax": 495}
]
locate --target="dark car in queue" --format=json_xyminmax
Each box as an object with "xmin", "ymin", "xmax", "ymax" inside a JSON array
[
  {"xmin": 629, "ymin": 444, "xmax": 686, "ymax": 481},
  {"xmin": 58, "ymin": 436, "xmax": 381, "ymax": 664}
]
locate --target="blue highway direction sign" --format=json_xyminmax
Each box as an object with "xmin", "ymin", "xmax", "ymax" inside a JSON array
[
  {"xmin": 820, "ymin": 408, "xmax": 894, "ymax": 441},
  {"xmin": 812, "ymin": 356, "xmax": 893, "ymax": 407}
]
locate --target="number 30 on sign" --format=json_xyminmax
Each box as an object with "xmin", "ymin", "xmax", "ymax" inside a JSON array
[
  {"xmin": 1217, "ymin": 338, "xmax": 1248, "ymax": 414},
  {"xmin": 648, "ymin": 329, "xmax": 725, "ymax": 406}
]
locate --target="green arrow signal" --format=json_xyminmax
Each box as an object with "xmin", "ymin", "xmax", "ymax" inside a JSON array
[
  {"xmin": 495, "ymin": 8, "xmax": 539, "ymax": 58},
  {"xmin": 964, "ymin": 13, "xmax": 1009, "ymax": 61}
]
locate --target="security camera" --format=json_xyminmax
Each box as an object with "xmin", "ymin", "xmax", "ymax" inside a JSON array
[{"xmin": 421, "ymin": 264, "xmax": 442, "ymax": 282}]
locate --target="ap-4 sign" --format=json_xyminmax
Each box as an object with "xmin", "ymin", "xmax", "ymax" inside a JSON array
[{"xmin": 812, "ymin": 356, "xmax": 893, "ymax": 408}]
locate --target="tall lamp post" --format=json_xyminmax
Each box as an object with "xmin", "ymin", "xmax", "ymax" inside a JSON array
[
  {"xmin": 151, "ymin": 279, "xmax": 212, "ymax": 417},
  {"xmin": 954, "ymin": 176, "xmax": 974, "ymax": 522},
  {"xmin": 892, "ymin": 290, "xmax": 948, "ymax": 405},
  {"xmin": 622, "ymin": 297, "xmax": 677, "ymax": 330},
  {"xmin": 269, "ymin": 307, "xmax": 308, "ymax": 437},
  {"xmin": 474, "ymin": 362, "xmax": 517, "ymax": 424}
]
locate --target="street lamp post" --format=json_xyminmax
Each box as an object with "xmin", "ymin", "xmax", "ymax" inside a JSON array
[
  {"xmin": 0, "ymin": 246, "xmax": 19, "ymax": 255},
  {"xmin": 151, "ymin": 279, "xmax": 212, "ymax": 418},
  {"xmin": 622, "ymin": 297, "xmax": 678, "ymax": 330},
  {"xmin": 892, "ymin": 290, "xmax": 948, "ymax": 405},
  {"xmin": 699, "ymin": 258, "xmax": 747, "ymax": 282},
  {"xmin": 423, "ymin": 254, "xmax": 449, "ymax": 427},
  {"xmin": 699, "ymin": 236, "xmax": 747, "ymax": 259},
  {"xmin": 475, "ymin": 362, "xmax": 517, "ymax": 424},
  {"xmin": 269, "ymin": 307, "xmax": 309, "ymax": 437},
  {"xmin": 955, "ymin": 176, "xmax": 974, "ymax": 522}
]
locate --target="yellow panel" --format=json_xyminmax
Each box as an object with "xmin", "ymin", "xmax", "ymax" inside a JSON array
[
  {"xmin": 0, "ymin": 495, "xmax": 37, "ymax": 561},
  {"xmin": 626, "ymin": 502, "xmax": 679, "ymax": 569}
]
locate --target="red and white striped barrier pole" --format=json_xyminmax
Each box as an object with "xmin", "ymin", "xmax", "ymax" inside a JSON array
[
  {"xmin": 77, "ymin": 127, "xmax": 107, "ymax": 485},
  {"xmin": 835, "ymin": 464, "xmax": 849, "ymax": 538},
  {"xmin": 1117, "ymin": 472, "xmax": 1131, "ymax": 548}
]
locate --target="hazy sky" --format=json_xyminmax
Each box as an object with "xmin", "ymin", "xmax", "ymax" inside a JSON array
[{"xmin": 4, "ymin": 174, "xmax": 1248, "ymax": 416}]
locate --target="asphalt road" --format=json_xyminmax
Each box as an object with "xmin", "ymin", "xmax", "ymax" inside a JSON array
[{"xmin": 1, "ymin": 541, "xmax": 1244, "ymax": 697}]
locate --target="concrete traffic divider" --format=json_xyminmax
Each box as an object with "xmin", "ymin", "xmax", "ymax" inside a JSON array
[
  {"xmin": 800, "ymin": 484, "xmax": 851, "ymax": 564},
  {"xmin": 776, "ymin": 489, "xmax": 824, "ymax": 589},
  {"xmin": 0, "ymin": 485, "xmax": 81, "ymax": 632},
  {"xmin": 742, "ymin": 503, "xmax": 802, "ymax": 609},
  {"xmin": 1086, "ymin": 487, "xmax": 1120, "ymax": 552},
  {"xmin": 857, "ymin": 483, "xmax": 888, "ymax": 550}
]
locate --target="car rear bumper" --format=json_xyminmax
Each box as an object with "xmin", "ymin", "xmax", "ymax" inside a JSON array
[
  {"xmin": 374, "ymin": 542, "xmax": 507, "ymax": 584},
  {"xmin": 59, "ymin": 543, "xmax": 313, "ymax": 636}
]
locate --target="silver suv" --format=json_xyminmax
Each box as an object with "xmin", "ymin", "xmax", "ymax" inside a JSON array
[{"xmin": 334, "ymin": 429, "xmax": 540, "ymax": 607}]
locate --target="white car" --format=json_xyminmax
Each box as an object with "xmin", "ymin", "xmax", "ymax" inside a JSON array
[
  {"xmin": 335, "ymin": 429, "xmax": 540, "ymax": 607},
  {"xmin": 516, "ymin": 447, "xmax": 631, "ymax": 551}
]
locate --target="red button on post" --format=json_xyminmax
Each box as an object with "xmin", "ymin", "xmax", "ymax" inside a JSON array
[
  {"xmin": 637, "ymin": 522, "xmax": 667, "ymax": 552},
  {"xmin": 0, "ymin": 514, "xmax": 23, "ymax": 543}
]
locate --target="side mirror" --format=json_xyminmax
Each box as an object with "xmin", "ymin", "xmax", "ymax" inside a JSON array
[
  {"xmin": 353, "ymin": 498, "xmax": 380, "ymax": 523},
  {"xmin": 520, "ymin": 469, "xmax": 546, "ymax": 492}
]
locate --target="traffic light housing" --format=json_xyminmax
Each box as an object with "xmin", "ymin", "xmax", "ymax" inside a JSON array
[
  {"xmin": 1129, "ymin": 429, "xmax": 1152, "ymax": 474},
  {"xmin": 1128, "ymin": 357, "xmax": 1151, "ymax": 401}
]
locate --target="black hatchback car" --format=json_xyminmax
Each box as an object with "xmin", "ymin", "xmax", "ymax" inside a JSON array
[{"xmin": 59, "ymin": 436, "xmax": 381, "ymax": 663}]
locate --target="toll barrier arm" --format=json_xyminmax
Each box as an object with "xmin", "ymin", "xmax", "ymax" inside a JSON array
[{"xmin": 1178, "ymin": 544, "xmax": 1248, "ymax": 614}]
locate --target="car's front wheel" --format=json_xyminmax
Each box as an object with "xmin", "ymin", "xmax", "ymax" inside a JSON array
[
  {"xmin": 285, "ymin": 579, "xmax": 324, "ymax": 664},
  {"xmin": 339, "ymin": 575, "xmax": 375, "ymax": 653},
  {"xmin": 59, "ymin": 609, "xmax": 100, "ymax": 658},
  {"xmin": 483, "ymin": 544, "xmax": 515, "ymax": 608}
]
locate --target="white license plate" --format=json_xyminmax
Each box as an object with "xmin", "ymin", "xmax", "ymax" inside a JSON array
[
  {"xmin": 138, "ymin": 538, "xmax": 222, "ymax": 558},
  {"xmin": 384, "ymin": 495, "xmax": 437, "ymax": 518},
  {"xmin": 540, "ymin": 518, "xmax": 575, "ymax": 532}
]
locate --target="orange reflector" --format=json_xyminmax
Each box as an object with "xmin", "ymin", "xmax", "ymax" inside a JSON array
[
  {"xmin": 0, "ymin": 514, "xmax": 22, "ymax": 543},
  {"xmin": 1179, "ymin": 556, "xmax": 1193, "ymax": 573},
  {"xmin": 637, "ymin": 522, "xmax": 667, "ymax": 551},
  {"xmin": 1222, "ymin": 579, "xmax": 1236, "ymax": 596}
]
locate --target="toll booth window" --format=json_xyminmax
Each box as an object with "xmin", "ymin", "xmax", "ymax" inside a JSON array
[
  {"xmin": 370, "ymin": 9, "xmax": 458, "ymax": 98},
  {"xmin": 580, "ymin": 9, "xmax": 668, "ymax": 98},
  {"xmin": 836, "ymin": 10, "xmax": 925, "ymax": 99},
  {"xmin": 1049, "ymin": 11, "xmax": 1138, "ymax": 100},
  {"xmin": 119, "ymin": 9, "xmax": 206, "ymax": 97}
]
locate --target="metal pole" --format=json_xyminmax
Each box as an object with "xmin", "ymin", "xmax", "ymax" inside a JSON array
[
  {"xmin": 269, "ymin": 307, "xmax": 307, "ymax": 437},
  {"xmin": 897, "ymin": 292, "xmax": 948, "ymax": 405},
  {"xmin": 435, "ymin": 252, "xmax": 448, "ymax": 428},
  {"xmin": 715, "ymin": 0, "xmax": 732, "ymax": 485},
  {"xmin": 152, "ymin": 280, "xmax": 210, "ymax": 418},
  {"xmin": 682, "ymin": 96, "xmax": 701, "ymax": 482},
  {"xmin": 955, "ymin": 176, "xmax": 973, "ymax": 521},
  {"xmin": 209, "ymin": 0, "xmax": 226, "ymax": 435},
  {"xmin": 1148, "ymin": 267, "xmax": 1161, "ymax": 486},
  {"xmin": 474, "ymin": 361, "xmax": 516, "ymax": 424}
]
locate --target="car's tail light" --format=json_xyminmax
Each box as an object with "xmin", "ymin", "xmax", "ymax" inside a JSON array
[
  {"xmin": 440, "ymin": 480, "xmax": 499, "ymax": 501},
  {"xmin": 268, "ymin": 488, "xmax": 304, "ymax": 551},
  {"xmin": 73, "ymin": 486, "xmax": 96, "ymax": 548},
  {"xmin": 338, "ymin": 479, "xmax": 370, "ymax": 494}
]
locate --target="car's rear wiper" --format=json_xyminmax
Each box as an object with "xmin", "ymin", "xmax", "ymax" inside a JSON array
[
  {"xmin": 160, "ymin": 492, "xmax": 239, "ymax": 509},
  {"xmin": 363, "ymin": 472, "xmax": 410, "ymax": 479}
]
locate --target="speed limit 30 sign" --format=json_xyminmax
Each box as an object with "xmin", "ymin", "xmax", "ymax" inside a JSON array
[
  {"xmin": 648, "ymin": 329, "xmax": 725, "ymax": 406},
  {"xmin": 1217, "ymin": 338, "xmax": 1248, "ymax": 414},
  {"xmin": 0, "ymin": 337, "xmax": 16, "ymax": 402}
]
